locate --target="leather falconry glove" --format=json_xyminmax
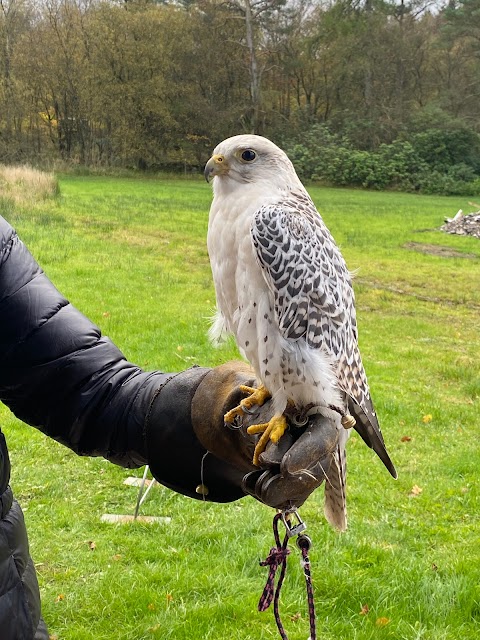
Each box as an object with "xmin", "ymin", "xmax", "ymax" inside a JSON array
[
  {"xmin": 144, "ymin": 361, "xmax": 334, "ymax": 509},
  {"xmin": 190, "ymin": 362, "xmax": 338, "ymax": 510}
]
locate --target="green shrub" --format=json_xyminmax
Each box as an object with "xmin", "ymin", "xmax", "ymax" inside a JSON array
[
  {"xmin": 408, "ymin": 128, "xmax": 480, "ymax": 173},
  {"xmin": 417, "ymin": 165, "xmax": 480, "ymax": 196},
  {"xmin": 286, "ymin": 124, "xmax": 480, "ymax": 194}
]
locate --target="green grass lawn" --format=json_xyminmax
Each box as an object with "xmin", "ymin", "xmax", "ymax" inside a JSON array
[{"xmin": 1, "ymin": 176, "xmax": 479, "ymax": 640}]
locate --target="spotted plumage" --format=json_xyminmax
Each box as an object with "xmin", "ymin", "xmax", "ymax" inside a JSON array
[{"xmin": 205, "ymin": 135, "xmax": 396, "ymax": 530}]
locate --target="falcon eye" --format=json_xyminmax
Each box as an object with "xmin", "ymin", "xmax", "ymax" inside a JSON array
[{"xmin": 241, "ymin": 149, "xmax": 256, "ymax": 162}]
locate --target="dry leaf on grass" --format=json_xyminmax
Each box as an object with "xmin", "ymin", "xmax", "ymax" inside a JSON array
[
  {"xmin": 409, "ymin": 485, "xmax": 423, "ymax": 497},
  {"xmin": 376, "ymin": 617, "xmax": 390, "ymax": 626},
  {"xmin": 359, "ymin": 604, "xmax": 370, "ymax": 615}
]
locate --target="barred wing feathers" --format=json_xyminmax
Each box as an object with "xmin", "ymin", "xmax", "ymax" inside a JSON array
[{"xmin": 251, "ymin": 194, "xmax": 397, "ymax": 478}]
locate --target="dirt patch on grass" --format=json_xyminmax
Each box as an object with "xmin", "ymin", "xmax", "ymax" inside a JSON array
[
  {"xmin": 403, "ymin": 242, "xmax": 477, "ymax": 259},
  {"xmin": 357, "ymin": 278, "xmax": 480, "ymax": 310}
]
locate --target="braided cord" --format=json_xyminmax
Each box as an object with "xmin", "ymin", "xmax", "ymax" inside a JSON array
[
  {"xmin": 298, "ymin": 534, "xmax": 316, "ymax": 640},
  {"xmin": 258, "ymin": 513, "xmax": 317, "ymax": 640}
]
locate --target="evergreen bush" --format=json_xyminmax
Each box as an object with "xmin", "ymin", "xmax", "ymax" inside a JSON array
[{"xmin": 286, "ymin": 125, "xmax": 480, "ymax": 195}]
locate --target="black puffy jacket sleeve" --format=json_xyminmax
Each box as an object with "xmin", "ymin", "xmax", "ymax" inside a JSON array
[{"xmin": 0, "ymin": 216, "xmax": 245, "ymax": 502}]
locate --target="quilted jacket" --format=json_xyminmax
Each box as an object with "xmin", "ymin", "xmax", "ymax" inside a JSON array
[{"xmin": 0, "ymin": 215, "xmax": 244, "ymax": 638}]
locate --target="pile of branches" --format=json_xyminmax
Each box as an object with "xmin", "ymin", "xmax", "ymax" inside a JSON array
[{"xmin": 441, "ymin": 209, "xmax": 480, "ymax": 239}]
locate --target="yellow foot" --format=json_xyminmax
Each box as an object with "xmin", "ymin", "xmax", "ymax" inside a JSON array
[
  {"xmin": 247, "ymin": 414, "xmax": 288, "ymax": 466},
  {"xmin": 224, "ymin": 384, "xmax": 271, "ymax": 425}
]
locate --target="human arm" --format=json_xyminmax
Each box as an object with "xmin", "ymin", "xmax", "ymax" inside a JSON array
[
  {"xmin": 0, "ymin": 216, "xmax": 331, "ymax": 507},
  {"xmin": 0, "ymin": 216, "xmax": 250, "ymax": 501}
]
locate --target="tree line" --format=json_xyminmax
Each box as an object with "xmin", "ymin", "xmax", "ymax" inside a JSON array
[{"xmin": 1, "ymin": 0, "xmax": 480, "ymax": 192}]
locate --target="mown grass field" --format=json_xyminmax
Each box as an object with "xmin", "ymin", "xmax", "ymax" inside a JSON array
[{"xmin": 1, "ymin": 175, "xmax": 479, "ymax": 640}]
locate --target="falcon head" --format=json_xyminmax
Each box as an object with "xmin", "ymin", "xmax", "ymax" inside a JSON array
[{"xmin": 204, "ymin": 134, "xmax": 303, "ymax": 192}]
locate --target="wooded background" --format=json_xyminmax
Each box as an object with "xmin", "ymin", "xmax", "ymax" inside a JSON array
[{"xmin": 1, "ymin": 0, "xmax": 480, "ymax": 192}]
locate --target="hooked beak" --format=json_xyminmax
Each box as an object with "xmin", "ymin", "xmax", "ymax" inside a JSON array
[{"xmin": 204, "ymin": 154, "xmax": 228, "ymax": 182}]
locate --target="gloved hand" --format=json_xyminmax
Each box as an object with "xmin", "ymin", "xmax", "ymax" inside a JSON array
[{"xmin": 191, "ymin": 362, "xmax": 338, "ymax": 510}]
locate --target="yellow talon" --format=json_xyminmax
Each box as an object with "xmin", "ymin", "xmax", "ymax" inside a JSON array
[
  {"xmin": 224, "ymin": 384, "xmax": 271, "ymax": 424},
  {"xmin": 247, "ymin": 414, "xmax": 287, "ymax": 466},
  {"xmin": 238, "ymin": 384, "xmax": 271, "ymax": 409},
  {"xmin": 223, "ymin": 384, "xmax": 287, "ymax": 465},
  {"xmin": 223, "ymin": 405, "xmax": 244, "ymax": 424}
]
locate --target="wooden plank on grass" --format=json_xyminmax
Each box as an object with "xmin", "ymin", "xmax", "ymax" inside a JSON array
[{"xmin": 101, "ymin": 514, "xmax": 171, "ymax": 524}]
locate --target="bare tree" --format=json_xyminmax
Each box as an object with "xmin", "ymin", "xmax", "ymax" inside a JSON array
[{"xmin": 0, "ymin": 0, "xmax": 29, "ymax": 152}]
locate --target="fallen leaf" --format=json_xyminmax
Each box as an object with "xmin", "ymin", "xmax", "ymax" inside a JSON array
[
  {"xmin": 289, "ymin": 613, "xmax": 302, "ymax": 622},
  {"xmin": 102, "ymin": 312, "xmax": 110, "ymax": 318},
  {"xmin": 55, "ymin": 594, "xmax": 65, "ymax": 603},
  {"xmin": 431, "ymin": 563, "xmax": 438, "ymax": 572},
  {"xmin": 112, "ymin": 554, "xmax": 122, "ymax": 561},
  {"xmin": 409, "ymin": 484, "xmax": 423, "ymax": 497},
  {"xmin": 376, "ymin": 617, "xmax": 390, "ymax": 626},
  {"xmin": 166, "ymin": 593, "xmax": 174, "ymax": 604},
  {"xmin": 422, "ymin": 414, "xmax": 432, "ymax": 424},
  {"xmin": 359, "ymin": 604, "xmax": 370, "ymax": 615},
  {"xmin": 49, "ymin": 635, "xmax": 59, "ymax": 640},
  {"xmin": 401, "ymin": 435, "xmax": 412, "ymax": 442},
  {"xmin": 88, "ymin": 540, "xmax": 96, "ymax": 551}
]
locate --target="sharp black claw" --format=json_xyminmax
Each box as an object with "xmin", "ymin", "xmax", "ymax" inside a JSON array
[
  {"xmin": 225, "ymin": 415, "xmax": 243, "ymax": 430},
  {"xmin": 241, "ymin": 405, "xmax": 257, "ymax": 415}
]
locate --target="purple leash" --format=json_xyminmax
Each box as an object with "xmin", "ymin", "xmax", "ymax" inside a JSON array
[{"xmin": 258, "ymin": 510, "xmax": 317, "ymax": 640}]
